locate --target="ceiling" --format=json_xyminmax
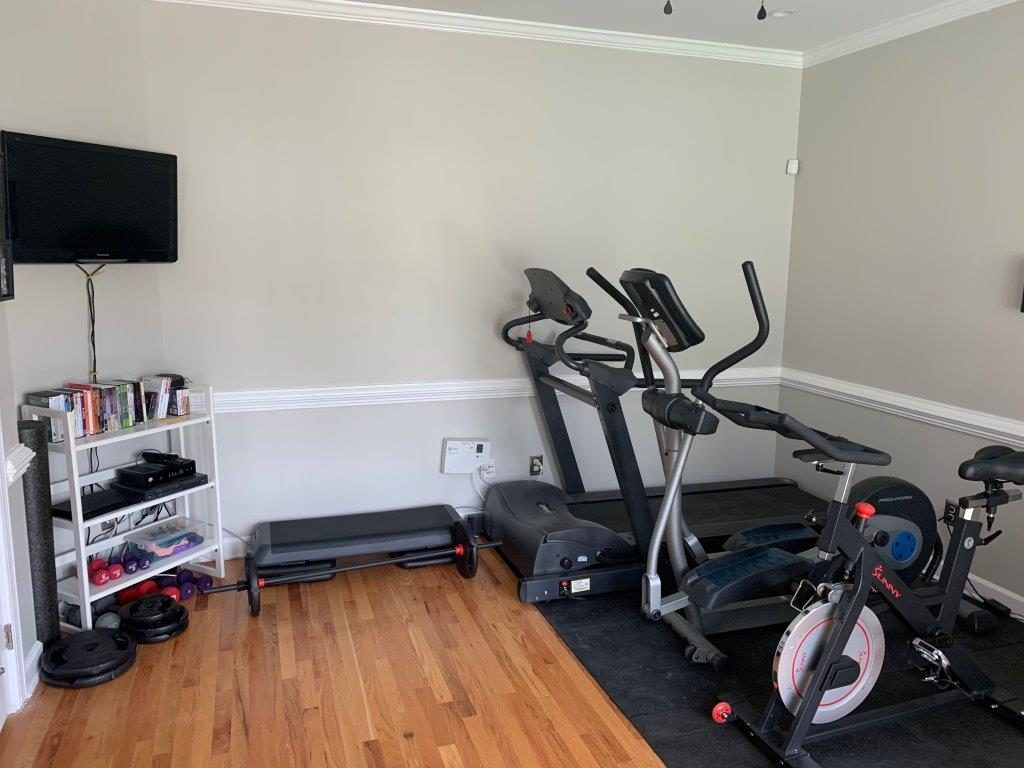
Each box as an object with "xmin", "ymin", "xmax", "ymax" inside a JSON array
[{"xmin": 371, "ymin": 0, "xmax": 992, "ymax": 53}]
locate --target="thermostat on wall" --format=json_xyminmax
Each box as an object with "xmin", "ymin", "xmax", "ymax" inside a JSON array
[{"xmin": 441, "ymin": 438, "xmax": 491, "ymax": 474}]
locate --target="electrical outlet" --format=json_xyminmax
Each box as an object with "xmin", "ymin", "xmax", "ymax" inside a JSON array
[
  {"xmin": 483, "ymin": 461, "xmax": 496, "ymax": 480},
  {"xmin": 530, "ymin": 455, "xmax": 544, "ymax": 476}
]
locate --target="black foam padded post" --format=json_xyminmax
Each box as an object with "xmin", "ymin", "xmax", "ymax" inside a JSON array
[{"xmin": 18, "ymin": 419, "xmax": 60, "ymax": 647}]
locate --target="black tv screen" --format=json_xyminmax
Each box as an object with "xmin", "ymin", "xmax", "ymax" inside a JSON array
[{"xmin": 1, "ymin": 132, "xmax": 177, "ymax": 263}]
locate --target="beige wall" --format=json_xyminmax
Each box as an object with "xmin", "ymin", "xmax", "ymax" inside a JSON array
[
  {"xmin": 783, "ymin": 3, "xmax": 1024, "ymax": 416},
  {"xmin": 1, "ymin": 0, "xmax": 802, "ymax": 393},
  {"xmin": 0, "ymin": 0, "xmax": 802, "ymax": 657},
  {"xmin": 778, "ymin": 4, "xmax": 1024, "ymax": 593}
]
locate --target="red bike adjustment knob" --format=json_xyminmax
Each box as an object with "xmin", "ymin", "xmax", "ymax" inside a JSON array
[{"xmin": 854, "ymin": 502, "xmax": 876, "ymax": 519}]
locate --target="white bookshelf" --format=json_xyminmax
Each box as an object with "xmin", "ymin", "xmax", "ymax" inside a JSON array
[{"xmin": 21, "ymin": 384, "xmax": 224, "ymax": 633}]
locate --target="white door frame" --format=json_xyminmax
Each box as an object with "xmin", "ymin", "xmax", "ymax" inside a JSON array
[{"xmin": 0, "ymin": 414, "xmax": 27, "ymax": 721}]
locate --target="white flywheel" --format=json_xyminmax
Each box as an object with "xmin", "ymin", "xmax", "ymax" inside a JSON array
[{"xmin": 773, "ymin": 599, "xmax": 885, "ymax": 724}]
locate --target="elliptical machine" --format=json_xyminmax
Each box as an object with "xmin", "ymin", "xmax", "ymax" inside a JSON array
[
  {"xmin": 487, "ymin": 266, "xmax": 815, "ymax": 603},
  {"xmin": 611, "ymin": 263, "xmax": 939, "ymax": 669}
]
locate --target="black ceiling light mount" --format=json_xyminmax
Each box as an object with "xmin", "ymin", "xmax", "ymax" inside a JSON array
[{"xmin": 659, "ymin": 1, "xmax": 774, "ymax": 21}]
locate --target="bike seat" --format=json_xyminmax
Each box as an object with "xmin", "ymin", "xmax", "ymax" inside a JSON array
[
  {"xmin": 684, "ymin": 546, "xmax": 809, "ymax": 610},
  {"xmin": 959, "ymin": 445, "xmax": 1024, "ymax": 485}
]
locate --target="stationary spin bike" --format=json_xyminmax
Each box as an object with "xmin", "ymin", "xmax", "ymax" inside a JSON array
[
  {"xmin": 703, "ymin": 269, "xmax": 1024, "ymax": 765},
  {"xmin": 713, "ymin": 445, "xmax": 1024, "ymax": 766}
]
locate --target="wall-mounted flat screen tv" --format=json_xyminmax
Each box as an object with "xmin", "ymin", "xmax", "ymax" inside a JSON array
[{"xmin": 1, "ymin": 132, "xmax": 177, "ymax": 264}]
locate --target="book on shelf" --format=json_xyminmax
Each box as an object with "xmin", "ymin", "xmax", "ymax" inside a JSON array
[
  {"xmin": 91, "ymin": 383, "xmax": 121, "ymax": 432},
  {"xmin": 54, "ymin": 388, "xmax": 86, "ymax": 439},
  {"xmin": 169, "ymin": 387, "xmax": 190, "ymax": 417},
  {"xmin": 27, "ymin": 373, "xmax": 195, "ymax": 442},
  {"xmin": 110, "ymin": 380, "xmax": 147, "ymax": 426},
  {"xmin": 142, "ymin": 376, "xmax": 172, "ymax": 420},
  {"xmin": 66, "ymin": 383, "xmax": 102, "ymax": 435},
  {"xmin": 25, "ymin": 390, "xmax": 73, "ymax": 442}
]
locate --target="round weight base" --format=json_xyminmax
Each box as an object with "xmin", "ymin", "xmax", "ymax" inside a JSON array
[
  {"xmin": 41, "ymin": 650, "xmax": 136, "ymax": 689},
  {"xmin": 134, "ymin": 615, "xmax": 189, "ymax": 645}
]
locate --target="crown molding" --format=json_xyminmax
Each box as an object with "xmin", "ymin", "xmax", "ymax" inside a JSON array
[
  {"xmin": 803, "ymin": 0, "xmax": 1021, "ymax": 67},
  {"xmin": 154, "ymin": 0, "xmax": 803, "ymax": 68}
]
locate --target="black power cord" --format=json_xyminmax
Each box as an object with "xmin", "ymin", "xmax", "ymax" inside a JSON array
[
  {"xmin": 76, "ymin": 264, "xmax": 104, "ymax": 384},
  {"xmin": 76, "ymin": 264, "xmax": 105, "ymax": 487}
]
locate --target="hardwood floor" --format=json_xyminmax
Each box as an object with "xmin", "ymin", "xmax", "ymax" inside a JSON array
[{"xmin": 0, "ymin": 552, "xmax": 663, "ymax": 768}]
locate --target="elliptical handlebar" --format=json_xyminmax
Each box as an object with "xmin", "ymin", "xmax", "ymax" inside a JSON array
[
  {"xmin": 693, "ymin": 261, "xmax": 891, "ymax": 467},
  {"xmin": 697, "ymin": 261, "xmax": 768, "ymax": 393}
]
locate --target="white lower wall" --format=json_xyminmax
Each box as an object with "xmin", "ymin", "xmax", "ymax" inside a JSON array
[{"xmin": 214, "ymin": 380, "xmax": 781, "ymax": 544}]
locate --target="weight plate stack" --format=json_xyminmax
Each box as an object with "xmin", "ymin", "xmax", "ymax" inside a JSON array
[
  {"xmin": 119, "ymin": 595, "xmax": 190, "ymax": 644},
  {"xmin": 40, "ymin": 629, "xmax": 137, "ymax": 689}
]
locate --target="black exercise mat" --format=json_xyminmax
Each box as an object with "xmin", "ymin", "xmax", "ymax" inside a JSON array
[{"xmin": 538, "ymin": 592, "xmax": 1024, "ymax": 768}]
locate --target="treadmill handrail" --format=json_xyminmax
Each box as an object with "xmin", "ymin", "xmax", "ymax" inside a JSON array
[
  {"xmin": 587, "ymin": 266, "xmax": 657, "ymax": 388},
  {"xmin": 502, "ymin": 309, "xmax": 636, "ymax": 370},
  {"xmin": 501, "ymin": 313, "xmax": 545, "ymax": 349}
]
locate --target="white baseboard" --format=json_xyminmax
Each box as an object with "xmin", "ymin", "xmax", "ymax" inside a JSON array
[
  {"xmin": 221, "ymin": 536, "xmax": 251, "ymax": 561},
  {"xmin": 21, "ymin": 640, "xmax": 42, "ymax": 706}
]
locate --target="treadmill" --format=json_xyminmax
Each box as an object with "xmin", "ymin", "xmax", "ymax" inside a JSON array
[{"xmin": 489, "ymin": 267, "xmax": 824, "ymax": 602}]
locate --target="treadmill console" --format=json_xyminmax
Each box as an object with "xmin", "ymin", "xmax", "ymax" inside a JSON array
[{"xmin": 524, "ymin": 268, "xmax": 592, "ymax": 325}]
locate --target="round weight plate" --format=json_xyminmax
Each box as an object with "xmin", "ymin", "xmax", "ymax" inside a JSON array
[
  {"xmin": 95, "ymin": 612, "xmax": 122, "ymax": 630},
  {"xmin": 41, "ymin": 648, "xmax": 136, "ymax": 689},
  {"xmin": 452, "ymin": 521, "xmax": 478, "ymax": 579},
  {"xmin": 41, "ymin": 629, "xmax": 137, "ymax": 681},
  {"xmin": 119, "ymin": 594, "xmax": 178, "ymax": 628},
  {"xmin": 773, "ymin": 600, "xmax": 885, "ymax": 724},
  {"xmin": 129, "ymin": 605, "xmax": 189, "ymax": 639},
  {"xmin": 134, "ymin": 614, "xmax": 189, "ymax": 645},
  {"xmin": 245, "ymin": 554, "xmax": 261, "ymax": 617}
]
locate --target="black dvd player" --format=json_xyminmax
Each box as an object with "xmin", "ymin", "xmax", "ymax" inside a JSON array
[
  {"xmin": 52, "ymin": 488, "xmax": 137, "ymax": 522},
  {"xmin": 51, "ymin": 473, "xmax": 210, "ymax": 521}
]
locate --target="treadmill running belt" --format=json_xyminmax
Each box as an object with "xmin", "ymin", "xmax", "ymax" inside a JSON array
[{"xmin": 570, "ymin": 483, "xmax": 826, "ymax": 540}]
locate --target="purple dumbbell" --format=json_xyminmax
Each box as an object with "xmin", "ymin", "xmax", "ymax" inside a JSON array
[
  {"xmin": 154, "ymin": 575, "xmax": 178, "ymax": 589},
  {"xmin": 179, "ymin": 582, "xmax": 197, "ymax": 600}
]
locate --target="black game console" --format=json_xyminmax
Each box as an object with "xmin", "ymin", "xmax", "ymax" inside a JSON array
[
  {"xmin": 112, "ymin": 472, "xmax": 208, "ymax": 502},
  {"xmin": 116, "ymin": 458, "xmax": 196, "ymax": 489}
]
